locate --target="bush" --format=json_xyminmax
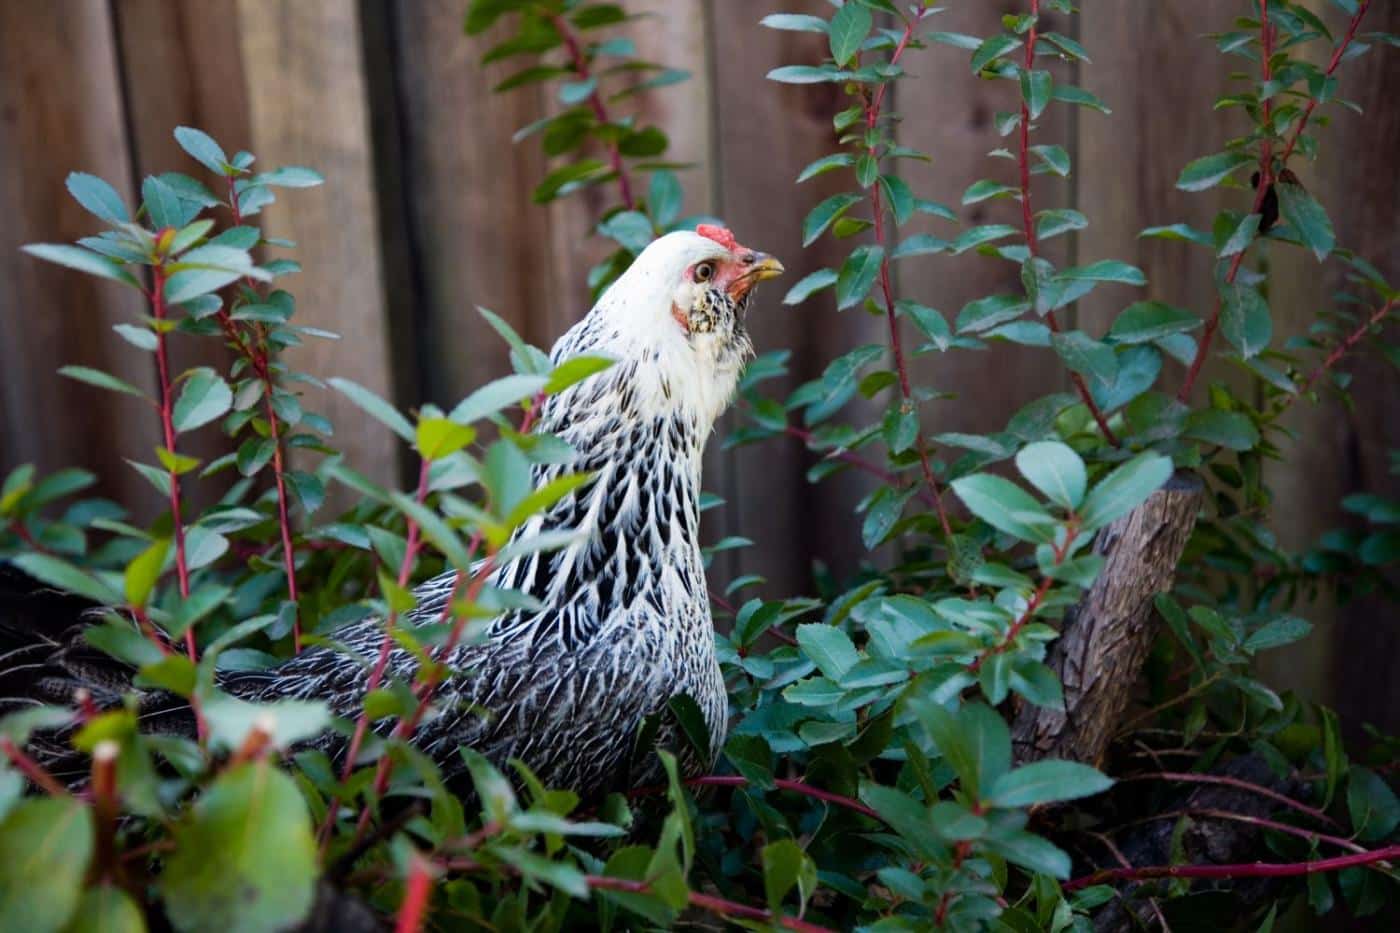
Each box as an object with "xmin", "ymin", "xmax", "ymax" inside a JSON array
[{"xmin": 1, "ymin": 1, "xmax": 1397, "ymax": 931}]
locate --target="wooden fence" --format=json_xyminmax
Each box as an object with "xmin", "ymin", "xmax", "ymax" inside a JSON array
[{"xmin": 1, "ymin": 1, "xmax": 1397, "ymax": 732}]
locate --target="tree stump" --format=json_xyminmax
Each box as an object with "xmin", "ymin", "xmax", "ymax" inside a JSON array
[{"xmin": 1013, "ymin": 470, "xmax": 1205, "ymax": 766}]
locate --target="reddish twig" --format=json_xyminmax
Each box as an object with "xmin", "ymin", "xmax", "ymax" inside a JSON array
[
  {"xmin": 1295, "ymin": 297, "xmax": 1397, "ymax": 398},
  {"xmin": 0, "ymin": 736, "xmax": 69, "ymax": 797},
  {"xmin": 225, "ymin": 178, "xmax": 304, "ymax": 651},
  {"xmin": 1179, "ymin": 0, "xmax": 1371, "ymax": 401},
  {"xmin": 90, "ymin": 741, "xmax": 122, "ymax": 884},
  {"xmin": 550, "ymin": 15, "xmax": 635, "ymax": 210},
  {"xmin": 394, "ymin": 854, "xmax": 435, "ymax": 933},
  {"xmin": 968, "ymin": 522, "xmax": 1080, "ymax": 673},
  {"xmin": 1117, "ymin": 770, "xmax": 1339, "ymax": 828},
  {"xmin": 1064, "ymin": 843, "xmax": 1400, "ymax": 892},
  {"xmin": 586, "ymin": 875, "xmax": 835, "ymax": 933},
  {"xmin": 148, "ymin": 266, "xmax": 196, "ymax": 660},
  {"xmin": 628, "ymin": 773, "xmax": 881, "ymax": 821},
  {"xmin": 1123, "ymin": 807, "xmax": 1376, "ymax": 859},
  {"xmin": 1015, "ymin": 1, "xmax": 1120, "ymax": 446},
  {"xmin": 857, "ymin": 9, "xmax": 953, "ymax": 540}
]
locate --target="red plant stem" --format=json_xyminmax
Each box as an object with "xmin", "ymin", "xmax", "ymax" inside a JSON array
[
  {"xmin": 1296, "ymin": 297, "xmax": 1397, "ymax": 398},
  {"xmin": 968, "ymin": 523, "xmax": 1079, "ymax": 672},
  {"xmin": 91, "ymin": 741, "xmax": 121, "ymax": 883},
  {"xmin": 934, "ymin": 840, "xmax": 974, "ymax": 926},
  {"xmin": 1, "ymin": 737, "xmax": 69, "ymax": 797},
  {"xmin": 784, "ymin": 424, "xmax": 940, "ymax": 510},
  {"xmin": 1178, "ymin": 1, "xmax": 1370, "ymax": 402},
  {"xmin": 225, "ymin": 178, "xmax": 303, "ymax": 650},
  {"xmin": 859, "ymin": 10, "xmax": 953, "ymax": 541},
  {"xmin": 683, "ymin": 775, "xmax": 881, "ymax": 821},
  {"xmin": 149, "ymin": 267, "xmax": 196, "ymax": 660},
  {"xmin": 339, "ymin": 458, "xmax": 435, "ymax": 783},
  {"xmin": 1119, "ymin": 771, "xmax": 1338, "ymax": 828},
  {"xmin": 1015, "ymin": 2, "xmax": 1120, "ymax": 447},
  {"xmin": 585, "ymin": 876, "xmax": 834, "ymax": 933},
  {"xmin": 1064, "ymin": 843, "xmax": 1400, "ymax": 892},
  {"xmin": 394, "ymin": 854, "xmax": 434, "ymax": 933},
  {"xmin": 551, "ymin": 14, "xmax": 635, "ymax": 211},
  {"xmin": 1140, "ymin": 807, "xmax": 1374, "ymax": 857},
  {"xmin": 1277, "ymin": 1, "xmax": 1371, "ymax": 166}
]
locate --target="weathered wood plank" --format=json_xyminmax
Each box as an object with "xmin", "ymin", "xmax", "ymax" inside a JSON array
[
  {"xmin": 0, "ymin": 1, "xmax": 162, "ymax": 513},
  {"xmin": 235, "ymin": 0, "xmax": 398, "ymax": 490}
]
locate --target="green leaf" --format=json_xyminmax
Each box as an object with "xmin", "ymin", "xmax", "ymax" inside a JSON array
[
  {"xmin": 1221, "ymin": 212, "xmax": 1262, "ymax": 257},
  {"xmin": 760, "ymin": 13, "xmax": 828, "ymax": 34},
  {"xmin": 1184, "ymin": 408, "xmax": 1259, "ymax": 451},
  {"xmin": 1057, "ymin": 260, "xmax": 1146, "ymax": 286},
  {"xmin": 1021, "ymin": 69, "xmax": 1053, "ymax": 119},
  {"xmin": 1051, "ymin": 331, "xmax": 1118, "ymax": 385},
  {"xmin": 767, "ymin": 64, "xmax": 849, "ymax": 84},
  {"xmin": 1015, "ymin": 441, "xmax": 1087, "ymax": 509},
  {"xmin": 449, "ymin": 373, "xmax": 548, "ymax": 424},
  {"xmin": 598, "ymin": 210, "xmax": 653, "ymax": 254},
  {"xmin": 1277, "ymin": 182, "xmax": 1336, "ymax": 261},
  {"xmin": 0, "ymin": 797, "xmax": 93, "ymax": 933},
  {"xmin": 783, "ymin": 268, "xmax": 838, "ymax": 306},
  {"xmin": 986, "ymin": 830, "xmax": 1072, "ymax": 879},
  {"xmin": 951, "ymin": 474, "xmax": 1055, "ymax": 543},
  {"xmin": 174, "ymin": 126, "xmax": 229, "ymax": 174},
  {"xmin": 546, "ymin": 355, "xmax": 615, "ymax": 393},
  {"xmin": 1220, "ymin": 282, "xmax": 1272, "ymax": 359},
  {"xmin": 972, "ymin": 34, "xmax": 1022, "ymax": 73},
  {"xmin": 1031, "ymin": 144, "xmax": 1071, "ymax": 176},
  {"xmin": 1176, "ymin": 151, "xmax": 1253, "ymax": 192},
  {"xmin": 879, "ymin": 175, "xmax": 914, "ymax": 225},
  {"xmin": 1107, "ymin": 301, "xmax": 1201, "ymax": 344},
  {"xmin": 986, "ymin": 760, "xmax": 1114, "ymax": 808},
  {"xmin": 21, "ymin": 245, "xmax": 139, "ymax": 289},
  {"xmin": 828, "ymin": 1, "xmax": 872, "ymax": 66},
  {"xmin": 254, "ymin": 166, "xmax": 324, "ymax": 188},
  {"xmin": 328, "ymin": 378, "xmax": 415, "ymax": 443},
  {"xmin": 12, "ymin": 553, "xmax": 120, "ymax": 605},
  {"xmin": 762, "ymin": 839, "xmax": 817, "ymax": 915},
  {"xmin": 61, "ymin": 885, "xmax": 146, "ymax": 933},
  {"xmin": 795, "ymin": 623, "xmax": 859, "ymax": 680},
  {"xmin": 803, "ymin": 193, "xmax": 862, "ymax": 246},
  {"xmin": 58, "ymin": 365, "xmax": 144, "ymax": 398},
  {"xmin": 1243, "ymin": 616, "xmax": 1312, "ymax": 652},
  {"xmin": 910, "ymin": 697, "xmax": 979, "ymax": 796},
  {"xmin": 835, "ymin": 245, "xmax": 883, "ymax": 310},
  {"xmin": 648, "ymin": 170, "xmax": 683, "ymax": 227},
  {"xmin": 797, "ymin": 153, "xmax": 854, "ymax": 183},
  {"xmin": 124, "ymin": 537, "xmax": 170, "ymax": 608},
  {"xmin": 1347, "ymin": 768, "xmax": 1400, "ymax": 842},
  {"xmin": 416, "ymin": 417, "xmax": 476, "ymax": 461},
  {"xmin": 162, "ymin": 761, "xmax": 316, "ymax": 933},
  {"xmin": 172, "ymin": 368, "xmax": 232, "ymax": 433},
  {"xmin": 65, "ymin": 172, "xmax": 129, "ymax": 224},
  {"xmin": 1078, "ymin": 452, "xmax": 1173, "ymax": 531}
]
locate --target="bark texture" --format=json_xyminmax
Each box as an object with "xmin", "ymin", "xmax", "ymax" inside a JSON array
[{"xmin": 1013, "ymin": 470, "xmax": 1206, "ymax": 766}]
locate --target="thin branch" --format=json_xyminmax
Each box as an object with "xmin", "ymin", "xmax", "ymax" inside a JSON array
[
  {"xmin": 1116, "ymin": 770, "xmax": 1339, "ymax": 829},
  {"xmin": 1064, "ymin": 843, "xmax": 1400, "ymax": 892},
  {"xmin": 1178, "ymin": 0, "xmax": 1372, "ymax": 401},
  {"xmin": 1116, "ymin": 807, "xmax": 1375, "ymax": 858},
  {"xmin": 551, "ymin": 14, "xmax": 636, "ymax": 211},
  {"xmin": 394, "ymin": 854, "xmax": 435, "ymax": 933},
  {"xmin": 1295, "ymin": 297, "xmax": 1397, "ymax": 399},
  {"xmin": 861, "ymin": 8, "xmax": 953, "ymax": 540},
  {"xmin": 784, "ymin": 425, "xmax": 938, "ymax": 510},
  {"xmin": 1016, "ymin": 0, "xmax": 1121, "ymax": 447},
  {"xmin": 0, "ymin": 736, "xmax": 69, "ymax": 797},
  {"xmin": 969, "ymin": 522, "xmax": 1079, "ymax": 673}
]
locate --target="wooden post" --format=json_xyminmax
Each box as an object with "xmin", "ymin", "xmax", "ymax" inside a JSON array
[{"xmin": 1013, "ymin": 471, "xmax": 1205, "ymax": 765}]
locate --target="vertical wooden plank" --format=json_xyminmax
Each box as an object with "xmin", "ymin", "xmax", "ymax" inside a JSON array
[
  {"xmin": 0, "ymin": 1, "xmax": 161, "ymax": 513},
  {"xmin": 1075, "ymin": 1, "xmax": 1238, "ymax": 382},
  {"xmin": 711, "ymin": 0, "xmax": 883, "ymax": 596},
  {"xmin": 380, "ymin": 0, "xmax": 559, "ymax": 409},
  {"xmin": 235, "ymin": 0, "xmax": 398, "ymax": 489},
  {"xmin": 896, "ymin": 4, "xmax": 1073, "ymax": 434},
  {"xmin": 111, "ymin": 0, "xmax": 252, "ymax": 499},
  {"xmin": 1268, "ymin": 1, "xmax": 1400, "ymax": 733}
]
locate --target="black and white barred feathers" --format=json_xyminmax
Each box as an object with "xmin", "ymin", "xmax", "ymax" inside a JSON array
[{"xmin": 3, "ymin": 229, "xmax": 782, "ymax": 801}]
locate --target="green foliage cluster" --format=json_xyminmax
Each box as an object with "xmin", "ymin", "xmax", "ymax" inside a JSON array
[{"xmin": 1, "ymin": 1, "xmax": 1398, "ymax": 931}]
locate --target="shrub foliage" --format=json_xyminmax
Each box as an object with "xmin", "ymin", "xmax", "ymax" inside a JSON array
[{"xmin": 1, "ymin": 1, "xmax": 1398, "ymax": 931}]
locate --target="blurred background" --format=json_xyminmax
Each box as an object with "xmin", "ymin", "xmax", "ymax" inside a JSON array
[{"xmin": 1, "ymin": 1, "xmax": 1397, "ymax": 735}]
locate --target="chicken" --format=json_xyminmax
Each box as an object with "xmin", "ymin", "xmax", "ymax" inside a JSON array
[{"xmin": 2, "ymin": 226, "xmax": 782, "ymax": 801}]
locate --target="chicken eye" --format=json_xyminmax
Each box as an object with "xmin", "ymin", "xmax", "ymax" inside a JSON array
[{"xmin": 693, "ymin": 261, "xmax": 715, "ymax": 283}]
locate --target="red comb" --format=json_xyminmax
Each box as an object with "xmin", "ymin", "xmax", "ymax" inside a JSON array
[{"xmin": 696, "ymin": 224, "xmax": 738, "ymax": 251}]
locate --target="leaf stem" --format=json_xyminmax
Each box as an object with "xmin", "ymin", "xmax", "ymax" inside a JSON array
[
  {"xmin": 0, "ymin": 736, "xmax": 69, "ymax": 796},
  {"xmin": 1116, "ymin": 770, "xmax": 1339, "ymax": 828}
]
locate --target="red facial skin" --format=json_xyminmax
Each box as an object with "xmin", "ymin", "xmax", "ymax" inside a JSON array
[{"xmin": 672, "ymin": 226, "xmax": 776, "ymax": 334}]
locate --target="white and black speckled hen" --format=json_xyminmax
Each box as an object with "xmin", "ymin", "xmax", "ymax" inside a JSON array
[{"xmin": 1, "ymin": 226, "xmax": 782, "ymax": 801}]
